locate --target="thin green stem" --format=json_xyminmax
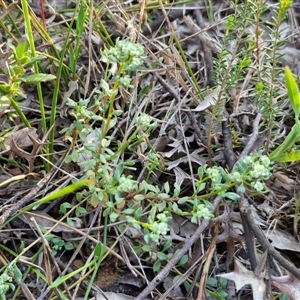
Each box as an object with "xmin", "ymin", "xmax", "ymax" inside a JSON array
[
  {"xmin": 20, "ymin": 0, "xmax": 46, "ymax": 133},
  {"xmin": 10, "ymin": 97, "xmax": 30, "ymax": 128},
  {"xmin": 48, "ymin": 12, "xmax": 76, "ymax": 162}
]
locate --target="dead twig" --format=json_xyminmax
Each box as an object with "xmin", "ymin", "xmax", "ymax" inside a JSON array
[
  {"xmin": 240, "ymin": 196, "xmax": 300, "ymax": 280},
  {"xmin": 136, "ymin": 219, "xmax": 210, "ymax": 299},
  {"xmin": 221, "ymin": 118, "xmax": 236, "ymax": 171},
  {"xmin": 238, "ymin": 113, "xmax": 262, "ymax": 162},
  {"xmin": 197, "ymin": 222, "xmax": 218, "ymax": 299},
  {"xmin": 239, "ymin": 196, "xmax": 258, "ymax": 271},
  {"xmin": 136, "ymin": 196, "xmax": 222, "ymax": 299}
]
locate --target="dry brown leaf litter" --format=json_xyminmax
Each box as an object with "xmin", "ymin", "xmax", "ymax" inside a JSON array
[{"xmin": 1, "ymin": 0, "xmax": 300, "ymax": 299}]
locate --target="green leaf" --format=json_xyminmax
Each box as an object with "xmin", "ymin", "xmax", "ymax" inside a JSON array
[
  {"xmin": 270, "ymin": 149, "xmax": 300, "ymax": 162},
  {"xmin": 162, "ymin": 239, "xmax": 172, "ymax": 251},
  {"xmin": 109, "ymin": 212, "xmax": 119, "ymax": 222},
  {"xmin": 197, "ymin": 166, "xmax": 204, "ymax": 179},
  {"xmin": 219, "ymin": 277, "xmax": 228, "ymax": 287},
  {"xmin": 15, "ymin": 41, "xmax": 28, "ymax": 60},
  {"xmin": 45, "ymin": 234, "xmax": 55, "ymax": 241},
  {"xmin": 157, "ymin": 252, "xmax": 168, "ymax": 260},
  {"xmin": 28, "ymin": 55, "xmax": 46, "ymax": 64},
  {"xmin": 49, "ymin": 260, "xmax": 94, "ymax": 288},
  {"xmin": 13, "ymin": 65, "xmax": 25, "ymax": 76},
  {"xmin": 60, "ymin": 202, "xmax": 72, "ymax": 215},
  {"xmin": 147, "ymin": 183, "xmax": 159, "ymax": 193},
  {"xmin": 236, "ymin": 184, "xmax": 245, "ymax": 193},
  {"xmin": 113, "ymin": 163, "xmax": 124, "ymax": 182},
  {"xmin": 178, "ymin": 196, "xmax": 189, "ymax": 204},
  {"xmin": 222, "ymin": 192, "xmax": 240, "ymax": 201},
  {"xmin": 134, "ymin": 194, "xmax": 145, "ymax": 201},
  {"xmin": 157, "ymin": 201, "xmax": 166, "ymax": 212},
  {"xmin": 134, "ymin": 206, "xmax": 143, "ymax": 219},
  {"xmin": 173, "ymin": 275, "xmax": 181, "ymax": 283},
  {"xmin": 216, "ymin": 289, "xmax": 228, "ymax": 298},
  {"xmin": 158, "ymin": 193, "xmax": 169, "ymax": 199},
  {"xmin": 172, "ymin": 202, "xmax": 179, "ymax": 211},
  {"xmin": 67, "ymin": 217, "xmax": 74, "ymax": 227},
  {"xmin": 76, "ymin": 5, "xmax": 85, "ymax": 36},
  {"xmin": 53, "ymin": 237, "xmax": 64, "ymax": 247},
  {"xmin": 14, "ymin": 265, "xmax": 22, "ymax": 282},
  {"xmin": 164, "ymin": 182, "xmax": 170, "ymax": 194},
  {"xmin": 21, "ymin": 73, "xmax": 56, "ymax": 83},
  {"xmin": 75, "ymin": 206, "xmax": 87, "ymax": 216},
  {"xmin": 206, "ymin": 277, "xmax": 218, "ymax": 286},
  {"xmin": 142, "ymin": 245, "xmax": 152, "ymax": 252},
  {"xmin": 94, "ymin": 243, "xmax": 103, "ymax": 258},
  {"xmin": 64, "ymin": 242, "xmax": 74, "ymax": 251},
  {"xmin": 285, "ymin": 66, "xmax": 300, "ymax": 118},
  {"xmin": 177, "ymin": 254, "xmax": 189, "ymax": 267},
  {"xmin": 122, "ymin": 208, "xmax": 134, "ymax": 215},
  {"xmin": 76, "ymin": 192, "xmax": 83, "ymax": 202},
  {"xmin": 270, "ymin": 121, "xmax": 300, "ymax": 160},
  {"xmin": 173, "ymin": 182, "xmax": 180, "ymax": 197},
  {"xmin": 153, "ymin": 260, "xmax": 161, "ymax": 272},
  {"xmin": 196, "ymin": 182, "xmax": 206, "ymax": 193}
]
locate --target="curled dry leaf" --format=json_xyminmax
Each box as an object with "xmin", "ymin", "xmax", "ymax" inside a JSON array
[
  {"xmin": 273, "ymin": 171, "xmax": 296, "ymax": 191},
  {"xmin": 264, "ymin": 229, "xmax": 300, "ymax": 252},
  {"xmin": 182, "ymin": 88, "xmax": 220, "ymax": 112},
  {"xmin": 3, "ymin": 127, "xmax": 39, "ymax": 151},
  {"xmin": 217, "ymin": 259, "xmax": 267, "ymax": 300},
  {"xmin": 271, "ymin": 274, "xmax": 300, "ymax": 300}
]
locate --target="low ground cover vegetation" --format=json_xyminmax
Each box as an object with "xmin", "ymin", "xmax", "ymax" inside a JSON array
[{"xmin": 0, "ymin": 0, "xmax": 300, "ymax": 299}]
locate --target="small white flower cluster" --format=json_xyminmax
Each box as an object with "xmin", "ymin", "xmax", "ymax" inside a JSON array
[
  {"xmin": 137, "ymin": 113, "xmax": 155, "ymax": 128},
  {"xmin": 117, "ymin": 75, "xmax": 133, "ymax": 89},
  {"xmin": 206, "ymin": 166, "xmax": 225, "ymax": 191},
  {"xmin": 117, "ymin": 175, "xmax": 137, "ymax": 193},
  {"xmin": 0, "ymin": 272, "xmax": 13, "ymax": 295},
  {"xmin": 244, "ymin": 155, "xmax": 271, "ymax": 179},
  {"xmin": 148, "ymin": 213, "xmax": 171, "ymax": 244},
  {"xmin": 195, "ymin": 203, "xmax": 214, "ymax": 220},
  {"xmin": 230, "ymin": 171, "xmax": 243, "ymax": 183},
  {"xmin": 102, "ymin": 38, "xmax": 144, "ymax": 71},
  {"xmin": 240, "ymin": 154, "xmax": 272, "ymax": 192},
  {"xmin": 206, "ymin": 167, "xmax": 222, "ymax": 183},
  {"xmin": 204, "ymin": 153, "xmax": 272, "ymax": 194}
]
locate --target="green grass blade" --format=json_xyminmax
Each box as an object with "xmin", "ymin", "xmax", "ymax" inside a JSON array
[
  {"xmin": 36, "ymin": 178, "xmax": 92, "ymax": 203},
  {"xmin": 10, "ymin": 97, "xmax": 30, "ymax": 128},
  {"xmin": 285, "ymin": 66, "xmax": 300, "ymax": 119},
  {"xmin": 269, "ymin": 120, "xmax": 300, "ymax": 161},
  {"xmin": 270, "ymin": 149, "xmax": 300, "ymax": 162},
  {"xmin": 20, "ymin": 0, "xmax": 46, "ymax": 133}
]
